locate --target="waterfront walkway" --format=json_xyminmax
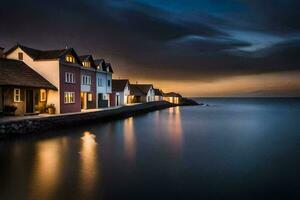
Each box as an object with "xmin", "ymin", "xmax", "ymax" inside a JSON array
[{"xmin": 0, "ymin": 101, "xmax": 173, "ymax": 138}]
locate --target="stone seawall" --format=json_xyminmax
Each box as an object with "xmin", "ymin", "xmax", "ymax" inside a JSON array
[{"xmin": 0, "ymin": 101, "xmax": 174, "ymax": 139}]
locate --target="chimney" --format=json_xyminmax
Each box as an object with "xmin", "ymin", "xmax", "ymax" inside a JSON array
[{"xmin": 0, "ymin": 47, "xmax": 4, "ymax": 58}]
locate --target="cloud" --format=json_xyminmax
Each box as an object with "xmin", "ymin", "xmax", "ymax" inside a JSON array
[{"xmin": 0, "ymin": 0, "xmax": 300, "ymax": 85}]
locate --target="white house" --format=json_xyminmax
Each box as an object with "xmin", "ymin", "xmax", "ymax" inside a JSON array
[
  {"xmin": 112, "ymin": 79, "xmax": 130, "ymax": 106},
  {"xmin": 94, "ymin": 59, "xmax": 113, "ymax": 108},
  {"xmin": 129, "ymin": 84, "xmax": 155, "ymax": 103}
]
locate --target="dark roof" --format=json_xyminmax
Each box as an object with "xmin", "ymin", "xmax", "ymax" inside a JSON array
[
  {"xmin": 0, "ymin": 59, "xmax": 57, "ymax": 90},
  {"xmin": 105, "ymin": 63, "xmax": 114, "ymax": 73},
  {"xmin": 163, "ymin": 92, "xmax": 182, "ymax": 98},
  {"xmin": 130, "ymin": 84, "xmax": 153, "ymax": 96},
  {"xmin": 94, "ymin": 59, "xmax": 107, "ymax": 71},
  {"xmin": 78, "ymin": 55, "xmax": 97, "ymax": 69},
  {"xmin": 94, "ymin": 59, "xmax": 114, "ymax": 73},
  {"xmin": 5, "ymin": 44, "xmax": 82, "ymax": 64},
  {"xmin": 154, "ymin": 88, "xmax": 163, "ymax": 96},
  {"xmin": 112, "ymin": 79, "xmax": 129, "ymax": 92}
]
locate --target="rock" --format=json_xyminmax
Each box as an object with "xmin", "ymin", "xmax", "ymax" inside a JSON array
[{"xmin": 180, "ymin": 98, "xmax": 201, "ymax": 106}]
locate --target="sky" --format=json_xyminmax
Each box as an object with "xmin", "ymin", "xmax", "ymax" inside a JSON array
[{"xmin": 1, "ymin": 0, "xmax": 300, "ymax": 97}]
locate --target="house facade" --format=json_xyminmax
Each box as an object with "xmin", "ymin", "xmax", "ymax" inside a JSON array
[
  {"xmin": 129, "ymin": 84, "xmax": 155, "ymax": 103},
  {"xmin": 79, "ymin": 55, "xmax": 97, "ymax": 110},
  {"xmin": 0, "ymin": 58, "xmax": 57, "ymax": 116},
  {"xmin": 5, "ymin": 44, "xmax": 82, "ymax": 114},
  {"xmin": 111, "ymin": 79, "xmax": 130, "ymax": 106},
  {"xmin": 154, "ymin": 88, "xmax": 164, "ymax": 101},
  {"xmin": 163, "ymin": 92, "xmax": 182, "ymax": 104},
  {"xmin": 95, "ymin": 59, "xmax": 113, "ymax": 108}
]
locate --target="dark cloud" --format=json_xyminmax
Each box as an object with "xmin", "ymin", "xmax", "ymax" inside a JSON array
[{"xmin": 0, "ymin": 0, "xmax": 300, "ymax": 83}]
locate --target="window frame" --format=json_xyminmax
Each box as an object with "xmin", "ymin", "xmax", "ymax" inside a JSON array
[
  {"xmin": 18, "ymin": 52, "xmax": 23, "ymax": 61},
  {"xmin": 65, "ymin": 72, "xmax": 75, "ymax": 83},
  {"xmin": 64, "ymin": 92, "xmax": 75, "ymax": 104},
  {"xmin": 14, "ymin": 88, "xmax": 21, "ymax": 102},
  {"xmin": 40, "ymin": 89, "xmax": 47, "ymax": 102}
]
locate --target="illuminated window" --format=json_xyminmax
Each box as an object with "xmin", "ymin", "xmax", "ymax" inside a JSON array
[
  {"xmin": 65, "ymin": 72, "xmax": 75, "ymax": 83},
  {"xmin": 64, "ymin": 92, "xmax": 75, "ymax": 104},
  {"xmin": 82, "ymin": 61, "xmax": 91, "ymax": 67},
  {"xmin": 40, "ymin": 89, "xmax": 46, "ymax": 101},
  {"xmin": 18, "ymin": 52, "xmax": 23, "ymax": 60},
  {"xmin": 14, "ymin": 88, "xmax": 21, "ymax": 102},
  {"xmin": 65, "ymin": 55, "xmax": 75, "ymax": 63},
  {"xmin": 88, "ymin": 93, "xmax": 93, "ymax": 101}
]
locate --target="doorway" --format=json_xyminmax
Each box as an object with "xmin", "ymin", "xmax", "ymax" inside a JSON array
[{"xmin": 25, "ymin": 90, "xmax": 34, "ymax": 113}]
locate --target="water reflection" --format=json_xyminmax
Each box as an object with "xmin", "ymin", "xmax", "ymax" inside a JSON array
[
  {"xmin": 80, "ymin": 131, "xmax": 99, "ymax": 195},
  {"xmin": 123, "ymin": 117, "xmax": 136, "ymax": 162},
  {"xmin": 29, "ymin": 139, "xmax": 64, "ymax": 200},
  {"xmin": 167, "ymin": 107, "xmax": 183, "ymax": 154}
]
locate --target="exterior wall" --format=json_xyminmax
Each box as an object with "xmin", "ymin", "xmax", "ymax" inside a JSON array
[
  {"xmin": 123, "ymin": 83, "xmax": 130, "ymax": 105},
  {"xmin": 59, "ymin": 63, "xmax": 81, "ymax": 113},
  {"xmin": 6, "ymin": 48, "xmax": 61, "ymax": 112},
  {"xmin": 155, "ymin": 95, "xmax": 163, "ymax": 101},
  {"xmin": 106, "ymin": 73, "xmax": 112, "ymax": 94},
  {"xmin": 0, "ymin": 87, "xmax": 2, "ymax": 113},
  {"xmin": 81, "ymin": 68, "xmax": 96, "ymax": 109},
  {"xmin": 2, "ymin": 87, "xmax": 48, "ymax": 116},
  {"xmin": 146, "ymin": 88, "xmax": 155, "ymax": 102},
  {"xmin": 163, "ymin": 97, "xmax": 180, "ymax": 104},
  {"xmin": 96, "ymin": 71, "xmax": 108, "ymax": 108}
]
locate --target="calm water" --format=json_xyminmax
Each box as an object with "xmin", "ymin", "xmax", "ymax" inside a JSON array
[{"xmin": 0, "ymin": 98, "xmax": 300, "ymax": 200}]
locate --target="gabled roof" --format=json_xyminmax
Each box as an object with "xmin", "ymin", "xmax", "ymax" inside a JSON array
[
  {"xmin": 94, "ymin": 59, "xmax": 114, "ymax": 73},
  {"xmin": 105, "ymin": 63, "xmax": 114, "ymax": 73},
  {"xmin": 5, "ymin": 44, "xmax": 82, "ymax": 64},
  {"xmin": 79, "ymin": 55, "xmax": 97, "ymax": 69},
  {"xmin": 112, "ymin": 79, "xmax": 129, "ymax": 92},
  {"xmin": 130, "ymin": 84, "xmax": 153, "ymax": 96},
  {"xmin": 154, "ymin": 88, "xmax": 163, "ymax": 96},
  {"xmin": 0, "ymin": 59, "xmax": 57, "ymax": 90},
  {"xmin": 163, "ymin": 92, "xmax": 182, "ymax": 98}
]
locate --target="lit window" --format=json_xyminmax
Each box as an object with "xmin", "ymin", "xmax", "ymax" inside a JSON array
[
  {"xmin": 40, "ymin": 89, "xmax": 46, "ymax": 101},
  {"xmin": 82, "ymin": 61, "xmax": 91, "ymax": 67},
  {"xmin": 14, "ymin": 88, "xmax": 21, "ymax": 102},
  {"xmin": 64, "ymin": 92, "xmax": 75, "ymax": 104},
  {"xmin": 65, "ymin": 55, "xmax": 75, "ymax": 63},
  {"xmin": 88, "ymin": 93, "xmax": 93, "ymax": 101},
  {"xmin": 65, "ymin": 72, "xmax": 75, "ymax": 83},
  {"xmin": 18, "ymin": 52, "xmax": 23, "ymax": 61}
]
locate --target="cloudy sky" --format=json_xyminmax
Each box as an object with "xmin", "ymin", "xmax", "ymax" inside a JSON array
[{"xmin": 1, "ymin": 0, "xmax": 300, "ymax": 96}]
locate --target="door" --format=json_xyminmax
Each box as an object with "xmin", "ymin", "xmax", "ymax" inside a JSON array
[
  {"xmin": 98, "ymin": 93, "xmax": 103, "ymax": 108},
  {"xmin": 26, "ymin": 90, "xmax": 34, "ymax": 113},
  {"xmin": 116, "ymin": 95, "xmax": 120, "ymax": 106}
]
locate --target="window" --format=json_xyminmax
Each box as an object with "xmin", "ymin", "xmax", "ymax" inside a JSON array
[
  {"xmin": 18, "ymin": 52, "xmax": 23, "ymax": 61},
  {"xmin": 98, "ymin": 78, "xmax": 103, "ymax": 87},
  {"xmin": 40, "ymin": 89, "xmax": 46, "ymax": 102},
  {"xmin": 81, "ymin": 75, "xmax": 91, "ymax": 85},
  {"xmin": 88, "ymin": 93, "xmax": 93, "ymax": 101},
  {"xmin": 65, "ymin": 72, "xmax": 75, "ymax": 83},
  {"xmin": 14, "ymin": 88, "xmax": 21, "ymax": 102},
  {"xmin": 65, "ymin": 55, "xmax": 75, "ymax": 63},
  {"xmin": 64, "ymin": 92, "xmax": 75, "ymax": 104},
  {"xmin": 82, "ymin": 61, "xmax": 91, "ymax": 67},
  {"xmin": 107, "ymin": 79, "xmax": 111, "ymax": 87}
]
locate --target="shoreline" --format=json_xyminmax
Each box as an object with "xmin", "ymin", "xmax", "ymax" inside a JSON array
[{"xmin": 0, "ymin": 101, "xmax": 175, "ymax": 139}]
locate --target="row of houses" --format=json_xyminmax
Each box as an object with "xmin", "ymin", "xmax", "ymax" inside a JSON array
[{"xmin": 0, "ymin": 44, "xmax": 182, "ymax": 116}]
